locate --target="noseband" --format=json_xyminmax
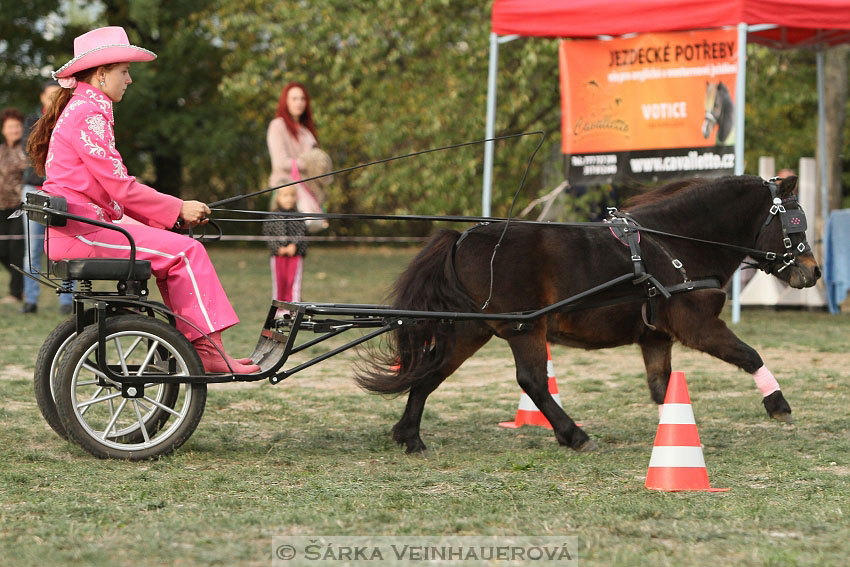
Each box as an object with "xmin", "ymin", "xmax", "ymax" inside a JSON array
[{"xmin": 754, "ymin": 178, "xmax": 811, "ymax": 275}]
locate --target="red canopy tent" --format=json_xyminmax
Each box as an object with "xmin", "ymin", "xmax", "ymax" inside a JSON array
[
  {"xmin": 483, "ymin": 0, "xmax": 850, "ymax": 320},
  {"xmin": 491, "ymin": 0, "xmax": 850, "ymax": 46}
]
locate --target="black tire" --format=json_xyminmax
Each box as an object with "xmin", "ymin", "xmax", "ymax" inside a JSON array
[
  {"xmin": 34, "ymin": 310, "xmax": 178, "ymax": 444},
  {"xmin": 33, "ymin": 319, "xmax": 78, "ymax": 440},
  {"xmin": 55, "ymin": 315, "xmax": 207, "ymax": 460}
]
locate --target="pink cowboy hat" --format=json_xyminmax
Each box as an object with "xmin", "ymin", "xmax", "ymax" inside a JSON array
[{"xmin": 53, "ymin": 26, "xmax": 156, "ymax": 80}]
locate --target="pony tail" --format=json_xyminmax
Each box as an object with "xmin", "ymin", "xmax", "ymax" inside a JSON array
[
  {"xmin": 26, "ymin": 87, "xmax": 73, "ymax": 177},
  {"xmin": 356, "ymin": 229, "xmax": 477, "ymax": 395}
]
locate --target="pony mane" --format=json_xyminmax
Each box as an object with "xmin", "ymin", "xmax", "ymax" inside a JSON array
[{"xmin": 622, "ymin": 178, "xmax": 703, "ymax": 209}]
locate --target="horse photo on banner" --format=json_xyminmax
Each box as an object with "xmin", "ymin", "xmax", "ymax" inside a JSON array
[{"xmin": 560, "ymin": 28, "xmax": 738, "ymax": 184}]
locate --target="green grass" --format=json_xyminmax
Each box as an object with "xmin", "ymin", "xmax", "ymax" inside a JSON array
[{"xmin": 1, "ymin": 245, "xmax": 849, "ymax": 566}]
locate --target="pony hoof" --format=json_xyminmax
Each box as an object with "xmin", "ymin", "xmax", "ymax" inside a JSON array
[
  {"xmin": 771, "ymin": 412, "xmax": 794, "ymax": 425},
  {"xmin": 403, "ymin": 439, "xmax": 428, "ymax": 455},
  {"xmin": 575, "ymin": 439, "xmax": 599, "ymax": 452}
]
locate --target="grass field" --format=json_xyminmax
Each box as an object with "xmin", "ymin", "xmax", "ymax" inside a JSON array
[{"xmin": 0, "ymin": 245, "xmax": 848, "ymax": 567}]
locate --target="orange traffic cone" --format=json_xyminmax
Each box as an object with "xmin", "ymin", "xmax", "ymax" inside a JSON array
[
  {"xmin": 499, "ymin": 344, "xmax": 564, "ymax": 429},
  {"xmin": 645, "ymin": 371, "xmax": 729, "ymax": 492}
]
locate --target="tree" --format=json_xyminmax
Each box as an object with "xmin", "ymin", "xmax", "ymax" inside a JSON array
[
  {"xmin": 6, "ymin": 3, "xmax": 847, "ymax": 232},
  {"xmin": 745, "ymin": 44, "xmax": 850, "ymax": 212},
  {"xmin": 100, "ymin": 0, "xmax": 259, "ymax": 199},
  {"xmin": 205, "ymin": 0, "xmax": 563, "ymax": 234},
  {"xmin": 821, "ymin": 45, "xmax": 849, "ymax": 210},
  {"xmin": 0, "ymin": 0, "xmax": 72, "ymax": 111}
]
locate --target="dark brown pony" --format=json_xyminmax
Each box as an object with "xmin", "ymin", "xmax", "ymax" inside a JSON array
[{"xmin": 357, "ymin": 175, "xmax": 821, "ymax": 453}]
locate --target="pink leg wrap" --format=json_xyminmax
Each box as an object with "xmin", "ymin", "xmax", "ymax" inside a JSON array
[{"xmin": 753, "ymin": 365, "xmax": 781, "ymax": 397}]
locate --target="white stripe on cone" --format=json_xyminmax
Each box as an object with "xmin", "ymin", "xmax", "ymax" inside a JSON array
[
  {"xmin": 658, "ymin": 403, "xmax": 696, "ymax": 425},
  {"xmin": 648, "ymin": 446, "xmax": 707, "ymax": 468},
  {"xmin": 517, "ymin": 385, "xmax": 563, "ymax": 412}
]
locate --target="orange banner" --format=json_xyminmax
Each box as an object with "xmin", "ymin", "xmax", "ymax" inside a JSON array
[{"xmin": 560, "ymin": 29, "xmax": 738, "ymax": 155}]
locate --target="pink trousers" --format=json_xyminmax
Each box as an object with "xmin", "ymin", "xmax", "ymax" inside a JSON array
[
  {"xmin": 47, "ymin": 221, "xmax": 239, "ymax": 342},
  {"xmin": 270, "ymin": 255, "xmax": 303, "ymax": 302}
]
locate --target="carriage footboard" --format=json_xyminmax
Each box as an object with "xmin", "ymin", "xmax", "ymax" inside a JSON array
[{"xmin": 258, "ymin": 301, "xmax": 402, "ymax": 384}]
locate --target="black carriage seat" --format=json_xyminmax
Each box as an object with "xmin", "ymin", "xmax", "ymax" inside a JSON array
[
  {"xmin": 24, "ymin": 190, "xmax": 151, "ymax": 285},
  {"xmin": 51, "ymin": 258, "xmax": 151, "ymax": 281}
]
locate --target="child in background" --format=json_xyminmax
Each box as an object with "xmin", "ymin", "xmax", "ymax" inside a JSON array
[{"xmin": 263, "ymin": 184, "xmax": 307, "ymax": 303}]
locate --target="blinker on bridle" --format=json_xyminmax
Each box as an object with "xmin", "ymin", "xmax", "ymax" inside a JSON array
[{"xmin": 756, "ymin": 177, "xmax": 811, "ymax": 274}]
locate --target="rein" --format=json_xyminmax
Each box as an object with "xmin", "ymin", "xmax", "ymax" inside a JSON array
[
  {"xmin": 212, "ymin": 202, "xmax": 798, "ymax": 269},
  {"xmin": 207, "ymin": 133, "xmax": 809, "ymax": 326}
]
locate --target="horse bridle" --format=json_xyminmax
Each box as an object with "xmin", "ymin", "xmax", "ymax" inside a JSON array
[
  {"xmin": 607, "ymin": 177, "xmax": 812, "ymax": 287},
  {"xmin": 752, "ymin": 178, "xmax": 811, "ymax": 275}
]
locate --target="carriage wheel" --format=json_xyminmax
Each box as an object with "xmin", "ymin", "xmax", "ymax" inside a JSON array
[
  {"xmin": 34, "ymin": 319, "xmax": 78, "ymax": 440},
  {"xmin": 34, "ymin": 312, "xmax": 180, "ymax": 444},
  {"xmin": 54, "ymin": 315, "xmax": 207, "ymax": 460}
]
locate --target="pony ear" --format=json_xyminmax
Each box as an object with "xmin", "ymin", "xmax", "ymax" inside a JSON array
[{"xmin": 778, "ymin": 175, "xmax": 798, "ymax": 197}]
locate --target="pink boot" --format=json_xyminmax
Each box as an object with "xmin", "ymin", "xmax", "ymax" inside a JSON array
[{"xmin": 193, "ymin": 331, "xmax": 260, "ymax": 374}]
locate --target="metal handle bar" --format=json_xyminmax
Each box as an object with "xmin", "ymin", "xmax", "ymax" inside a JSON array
[{"xmin": 23, "ymin": 203, "xmax": 139, "ymax": 281}]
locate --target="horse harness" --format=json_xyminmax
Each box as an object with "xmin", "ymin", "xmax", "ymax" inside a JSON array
[
  {"xmin": 455, "ymin": 178, "xmax": 811, "ymax": 331},
  {"xmin": 608, "ymin": 177, "xmax": 812, "ymax": 327},
  {"xmin": 606, "ymin": 213, "xmax": 720, "ymax": 329}
]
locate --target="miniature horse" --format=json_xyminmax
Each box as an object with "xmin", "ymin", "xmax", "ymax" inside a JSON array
[{"xmin": 357, "ymin": 175, "xmax": 820, "ymax": 453}]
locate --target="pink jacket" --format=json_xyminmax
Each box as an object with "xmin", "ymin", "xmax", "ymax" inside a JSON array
[{"xmin": 43, "ymin": 83, "xmax": 182, "ymax": 230}]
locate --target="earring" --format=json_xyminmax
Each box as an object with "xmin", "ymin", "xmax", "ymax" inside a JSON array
[{"xmin": 100, "ymin": 80, "xmax": 105, "ymax": 87}]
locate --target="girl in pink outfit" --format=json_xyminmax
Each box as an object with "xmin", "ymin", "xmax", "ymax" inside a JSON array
[{"xmin": 27, "ymin": 26, "xmax": 259, "ymax": 374}]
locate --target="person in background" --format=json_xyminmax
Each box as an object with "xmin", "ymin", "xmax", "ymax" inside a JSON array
[
  {"xmin": 262, "ymin": 184, "xmax": 307, "ymax": 305},
  {"xmin": 21, "ymin": 80, "xmax": 73, "ymax": 314},
  {"xmin": 27, "ymin": 26, "xmax": 259, "ymax": 374},
  {"xmin": 267, "ymin": 82, "xmax": 326, "ymax": 228},
  {"xmin": 0, "ymin": 108, "xmax": 27, "ymax": 305}
]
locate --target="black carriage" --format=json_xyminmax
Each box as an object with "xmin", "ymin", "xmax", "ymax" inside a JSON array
[{"xmin": 22, "ymin": 172, "xmax": 816, "ymax": 460}]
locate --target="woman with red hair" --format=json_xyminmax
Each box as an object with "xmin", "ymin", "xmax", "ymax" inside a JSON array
[
  {"xmin": 266, "ymin": 82, "xmax": 322, "ymax": 305},
  {"xmin": 267, "ymin": 82, "xmax": 319, "ymax": 192}
]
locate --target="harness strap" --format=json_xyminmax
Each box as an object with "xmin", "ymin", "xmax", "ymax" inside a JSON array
[
  {"xmin": 641, "ymin": 276, "xmax": 721, "ymax": 329},
  {"xmin": 665, "ymin": 277, "xmax": 722, "ymax": 294},
  {"xmin": 615, "ymin": 211, "xmax": 693, "ymax": 287}
]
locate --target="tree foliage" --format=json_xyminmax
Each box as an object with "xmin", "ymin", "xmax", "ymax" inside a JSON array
[
  {"xmin": 100, "ymin": 0, "xmax": 256, "ymax": 198},
  {"xmin": 204, "ymin": 0, "xmax": 563, "ymax": 234},
  {"xmin": 744, "ymin": 45, "xmax": 819, "ymax": 173},
  {"xmin": 2, "ymin": 2, "xmax": 848, "ymax": 233},
  {"xmin": 0, "ymin": 0, "xmax": 88, "ymax": 111}
]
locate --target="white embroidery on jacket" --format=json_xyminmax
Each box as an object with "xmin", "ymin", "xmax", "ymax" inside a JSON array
[
  {"xmin": 86, "ymin": 89, "xmax": 113, "ymax": 116},
  {"xmin": 79, "ymin": 131, "xmax": 106, "ymax": 157},
  {"xmin": 53, "ymin": 99, "xmax": 85, "ymax": 135},
  {"xmin": 85, "ymin": 114, "xmax": 107, "ymax": 139},
  {"xmin": 89, "ymin": 203, "xmax": 107, "ymax": 222},
  {"xmin": 110, "ymin": 157, "xmax": 128, "ymax": 179}
]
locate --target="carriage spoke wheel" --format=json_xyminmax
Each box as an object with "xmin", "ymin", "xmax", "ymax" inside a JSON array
[
  {"xmin": 34, "ymin": 310, "xmax": 179, "ymax": 443},
  {"xmin": 55, "ymin": 315, "xmax": 206, "ymax": 460}
]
